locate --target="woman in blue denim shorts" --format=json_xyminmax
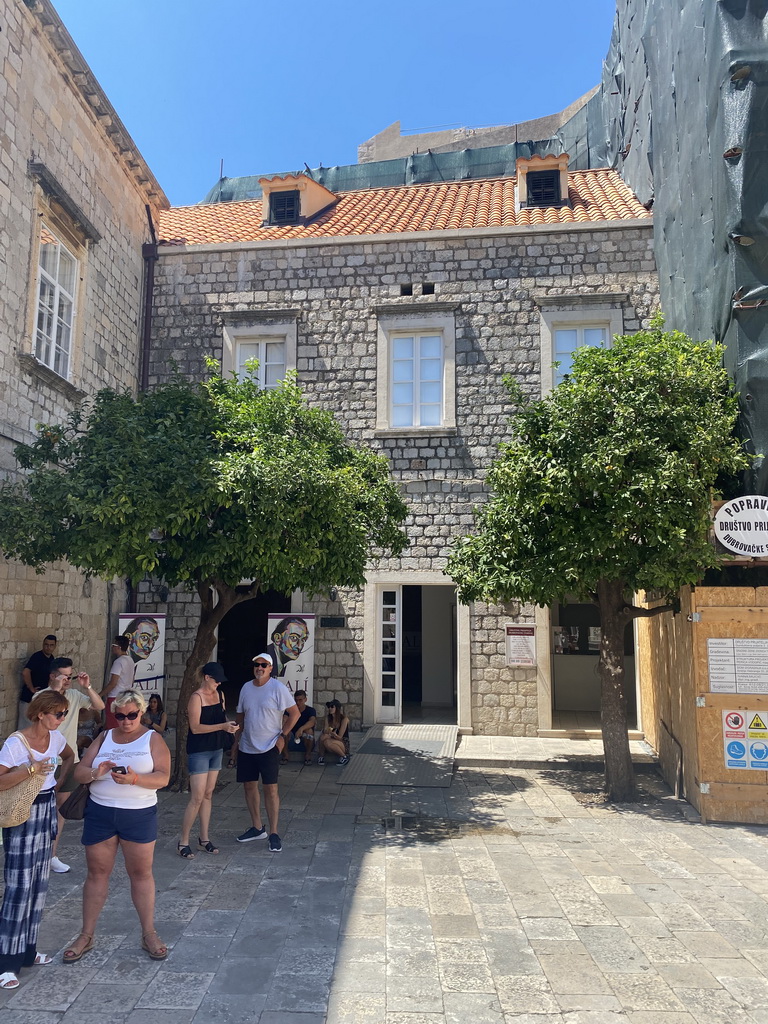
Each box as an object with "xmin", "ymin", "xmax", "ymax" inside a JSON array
[
  {"xmin": 65, "ymin": 689, "xmax": 170, "ymax": 964},
  {"xmin": 177, "ymin": 662, "xmax": 239, "ymax": 859}
]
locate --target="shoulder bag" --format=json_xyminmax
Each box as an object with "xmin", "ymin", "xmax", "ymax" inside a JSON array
[
  {"xmin": 0, "ymin": 732, "xmax": 47, "ymax": 828},
  {"xmin": 60, "ymin": 730, "xmax": 109, "ymax": 821}
]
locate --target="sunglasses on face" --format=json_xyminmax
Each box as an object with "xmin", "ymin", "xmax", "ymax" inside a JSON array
[
  {"xmin": 254, "ymin": 662, "xmax": 270, "ymax": 669},
  {"xmin": 114, "ymin": 710, "xmax": 141, "ymax": 721},
  {"xmin": 49, "ymin": 710, "xmax": 68, "ymax": 720}
]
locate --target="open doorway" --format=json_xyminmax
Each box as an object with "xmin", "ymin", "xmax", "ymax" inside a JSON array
[
  {"xmin": 401, "ymin": 584, "xmax": 457, "ymax": 724},
  {"xmin": 216, "ymin": 589, "xmax": 291, "ymax": 709}
]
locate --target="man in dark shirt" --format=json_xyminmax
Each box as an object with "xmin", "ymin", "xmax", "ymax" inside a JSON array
[
  {"xmin": 282, "ymin": 690, "xmax": 316, "ymax": 765},
  {"xmin": 18, "ymin": 634, "xmax": 57, "ymax": 728}
]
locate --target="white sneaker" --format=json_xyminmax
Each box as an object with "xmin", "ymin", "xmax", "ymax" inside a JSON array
[{"xmin": 51, "ymin": 856, "xmax": 70, "ymax": 873}]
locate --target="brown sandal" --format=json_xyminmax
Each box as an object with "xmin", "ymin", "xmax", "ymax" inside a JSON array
[
  {"xmin": 63, "ymin": 933, "xmax": 94, "ymax": 964},
  {"xmin": 141, "ymin": 931, "xmax": 168, "ymax": 960}
]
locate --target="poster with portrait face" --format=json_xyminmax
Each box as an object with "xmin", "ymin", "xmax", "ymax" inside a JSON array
[
  {"xmin": 266, "ymin": 613, "xmax": 315, "ymax": 703},
  {"xmin": 118, "ymin": 613, "xmax": 166, "ymax": 699}
]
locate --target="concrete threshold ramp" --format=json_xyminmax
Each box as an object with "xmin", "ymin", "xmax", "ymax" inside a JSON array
[{"xmin": 338, "ymin": 724, "xmax": 458, "ymax": 788}]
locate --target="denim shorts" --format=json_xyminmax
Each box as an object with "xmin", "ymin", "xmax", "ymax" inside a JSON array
[
  {"xmin": 287, "ymin": 732, "xmax": 314, "ymax": 751},
  {"xmin": 188, "ymin": 748, "xmax": 224, "ymax": 776},
  {"xmin": 81, "ymin": 797, "xmax": 157, "ymax": 845}
]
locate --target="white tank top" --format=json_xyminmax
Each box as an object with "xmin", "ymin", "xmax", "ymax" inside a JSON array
[{"xmin": 89, "ymin": 728, "xmax": 157, "ymax": 808}]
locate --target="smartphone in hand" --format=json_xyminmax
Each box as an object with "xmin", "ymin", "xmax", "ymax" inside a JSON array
[{"xmin": 111, "ymin": 765, "xmax": 128, "ymax": 775}]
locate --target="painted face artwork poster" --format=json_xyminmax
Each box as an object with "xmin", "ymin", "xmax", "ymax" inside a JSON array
[
  {"xmin": 118, "ymin": 613, "xmax": 166, "ymax": 698},
  {"xmin": 266, "ymin": 613, "xmax": 315, "ymax": 702}
]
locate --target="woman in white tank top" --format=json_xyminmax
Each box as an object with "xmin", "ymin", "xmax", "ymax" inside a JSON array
[{"xmin": 64, "ymin": 690, "xmax": 170, "ymax": 964}]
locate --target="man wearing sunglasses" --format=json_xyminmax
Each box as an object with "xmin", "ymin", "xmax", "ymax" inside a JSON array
[
  {"xmin": 32, "ymin": 658, "xmax": 105, "ymax": 872},
  {"xmin": 234, "ymin": 653, "xmax": 299, "ymax": 852}
]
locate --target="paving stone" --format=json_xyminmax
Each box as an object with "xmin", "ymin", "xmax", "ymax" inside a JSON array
[
  {"xmin": 607, "ymin": 974, "xmax": 686, "ymax": 1012},
  {"xmin": 326, "ymin": 993, "xmax": 386, "ymax": 1022},
  {"xmin": 385, "ymin": 975, "xmax": 444, "ymax": 1012},
  {"xmin": 190, "ymin": 993, "xmax": 268, "ymax": 1024},
  {"xmin": 443, "ymin": 992, "xmax": 504, "ymax": 1024},
  {"xmin": 494, "ymin": 974, "xmax": 560, "ymax": 1013},
  {"xmin": 134, "ymin": 972, "xmax": 215, "ymax": 1010}
]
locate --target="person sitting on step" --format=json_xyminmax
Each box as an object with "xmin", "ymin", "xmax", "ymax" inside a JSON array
[{"xmin": 316, "ymin": 699, "xmax": 350, "ymax": 766}]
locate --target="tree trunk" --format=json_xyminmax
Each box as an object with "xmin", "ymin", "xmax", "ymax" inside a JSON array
[
  {"xmin": 596, "ymin": 577, "xmax": 636, "ymax": 802},
  {"xmin": 168, "ymin": 579, "xmax": 259, "ymax": 790}
]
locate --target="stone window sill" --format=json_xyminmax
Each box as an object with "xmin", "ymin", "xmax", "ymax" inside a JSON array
[
  {"xmin": 18, "ymin": 353, "xmax": 85, "ymax": 401},
  {"xmin": 374, "ymin": 426, "xmax": 458, "ymax": 439}
]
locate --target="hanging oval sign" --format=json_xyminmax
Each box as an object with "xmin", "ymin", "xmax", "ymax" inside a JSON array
[{"xmin": 714, "ymin": 496, "xmax": 768, "ymax": 557}]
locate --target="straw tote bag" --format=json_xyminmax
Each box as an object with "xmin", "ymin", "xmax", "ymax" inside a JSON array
[{"xmin": 0, "ymin": 732, "xmax": 47, "ymax": 828}]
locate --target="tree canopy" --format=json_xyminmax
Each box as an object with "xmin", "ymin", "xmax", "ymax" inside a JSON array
[
  {"xmin": 448, "ymin": 318, "xmax": 750, "ymax": 799},
  {"xmin": 0, "ymin": 369, "xmax": 408, "ymax": 593},
  {"xmin": 0, "ymin": 368, "xmax": 409, "ymax": 785}
]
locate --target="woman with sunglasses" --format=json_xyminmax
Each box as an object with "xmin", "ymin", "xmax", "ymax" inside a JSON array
[
  {"xmin": 0, "ymin": 690, "xmax": 73, "ymax": 989},
  {"xmin": 64, "ymin": 689, "xmax": 170, "ymax": 964},
  {"xmin": 316, "ymin": 699, "xmax": 350, "ymax": 766}
]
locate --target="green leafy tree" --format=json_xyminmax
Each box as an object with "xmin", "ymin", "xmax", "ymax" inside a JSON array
[
  {"xmin": 447, "ymin": 319, "xmax": 749, "ymax": 801},
  {"xmin": 0, "ymin": 370, "xmax": 408, "ymax": 787}
]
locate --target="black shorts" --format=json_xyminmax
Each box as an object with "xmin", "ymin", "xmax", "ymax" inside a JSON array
[{"xmin": 236, "ymin": 746, "xmax": 280, "ymax": 785}]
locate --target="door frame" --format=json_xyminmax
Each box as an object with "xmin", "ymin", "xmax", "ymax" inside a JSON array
[{"xmin": 363, "ymin": 571, "xmax": 472, "ymax": 731}]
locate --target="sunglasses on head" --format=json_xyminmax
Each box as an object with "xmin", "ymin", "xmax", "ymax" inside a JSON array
[{"xmin": 114, "ymin": 710, "xmax": 141, "ymax": 721}]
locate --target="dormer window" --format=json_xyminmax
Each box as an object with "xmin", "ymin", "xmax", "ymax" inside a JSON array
[
  {"xmin": 526, "ymin": 170, "xmax": 561, "ymax": 207},
  {"xmin": 269, "ymin": 190, "xmax": 300, "ymax": 225},
  {"xmin": 515, "ymin": 153, "xmax": 570, "ymax": 211},
  {"xmin": 259, "ymin": 173, "xmax": 337, "ymax": 228}
]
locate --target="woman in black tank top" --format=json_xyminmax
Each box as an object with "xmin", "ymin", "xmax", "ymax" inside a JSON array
[{"xmin": 177, "ymin": 663, "xmax": 239, "ymax": 858}]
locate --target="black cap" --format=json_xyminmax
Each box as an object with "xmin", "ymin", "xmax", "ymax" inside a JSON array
[{"xmin": 202, "ymin": 662, "xmax": 227, "ymax": 683}]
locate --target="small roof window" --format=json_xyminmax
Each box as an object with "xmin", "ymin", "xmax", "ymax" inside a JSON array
[
  {"xmin": 269, "ymin": 190, "xmax": 300, "ymax": 225},
  {"xmin": 259, "ymin": 173, "xmax": 337, "ymax": 228},
  {"xmin": 515, "ymin": 154, "xmax": 570, "ymax": 211}
]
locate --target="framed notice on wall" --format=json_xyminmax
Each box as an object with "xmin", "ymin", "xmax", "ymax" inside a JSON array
[
  {"xmin": 505, "ymin": 625, "xmax": 536, "ymax": 667},
  {"xmin": 707, "ymin": 638, "xmax": 768, "ymax": 694}
]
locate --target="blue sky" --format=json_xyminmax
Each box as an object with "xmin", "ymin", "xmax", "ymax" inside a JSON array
[{"xmin": 53, "ymin": 0, "xmax": 617, "ymax": 207}]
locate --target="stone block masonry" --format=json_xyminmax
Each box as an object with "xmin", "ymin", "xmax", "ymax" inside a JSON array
[
  {"xmin": 0, "ymin": 0, "xmax": 166, "ymax": 726},
  {"xmin": 147, "ymin": 222, "xmax": 658, "ymax": 734}
]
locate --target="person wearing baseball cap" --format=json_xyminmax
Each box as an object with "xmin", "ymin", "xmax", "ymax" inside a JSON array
[
  {"xmin": 177, "ymin": 662, "xmax": 239, "ymax": 859},
  {"xmin": 233, "ymin": 652, "xmax": 299, "ymax": 852}
]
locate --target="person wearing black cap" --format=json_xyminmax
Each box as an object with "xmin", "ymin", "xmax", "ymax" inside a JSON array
[{"xmin": 177, "ymin": 662, "xmax": 239, "ymax": 859}]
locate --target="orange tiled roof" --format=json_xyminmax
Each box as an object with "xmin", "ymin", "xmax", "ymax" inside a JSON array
[{"xmin": 158, "ymin": 170, "xmax": 650, "ymax": 247}]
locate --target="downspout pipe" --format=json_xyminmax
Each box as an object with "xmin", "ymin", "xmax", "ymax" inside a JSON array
[
  {"xmin": 130, "ymin": 205, "xmax": 159, "ymax": 615},
  {"xmin": 140, "ymin": 204, "xmax": 158, "ymax": 392}
]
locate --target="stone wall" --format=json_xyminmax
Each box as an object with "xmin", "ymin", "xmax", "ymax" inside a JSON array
[
  {"xmin": 147, "ymin": 222, "xmax": 658, "ymax": 733},
  {"xmin": 0, "ymin": 0, "xmax": 165, "ymax": 728}
]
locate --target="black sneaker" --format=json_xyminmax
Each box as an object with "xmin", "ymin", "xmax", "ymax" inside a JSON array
[
  {"xmin": 236, "ymin": 826, "xmax": 267, "ymax": 843},
  {"xmin": 268, "ymin": 833, "xmax": 282, "ymax": 852}
]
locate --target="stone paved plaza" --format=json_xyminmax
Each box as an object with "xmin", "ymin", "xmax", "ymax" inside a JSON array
[{"xmin": 4, "ymin": 757, "xmax": 768, "ymax": 1023}]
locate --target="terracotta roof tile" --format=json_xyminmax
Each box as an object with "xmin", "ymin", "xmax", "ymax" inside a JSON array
[{"xmin": 159, "ymin": 170, "xmax": 650, "ymax": 247}]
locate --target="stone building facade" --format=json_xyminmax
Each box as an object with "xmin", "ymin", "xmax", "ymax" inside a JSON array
[
  {"xmin": 146, "ymin": 167, "xmax": 657, "ymax": 734},
  {"xmin": 0, "ymin": 0, "xmax": 167, "ymax": 729}
]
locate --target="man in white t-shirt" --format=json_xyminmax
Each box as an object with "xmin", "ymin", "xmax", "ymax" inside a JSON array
[
  {"xmin": 234, "ymin": 652, "xmax": 299, "ymax": 852},
  {"xmin": 32, "ymin": 657, "xmax": 105, "ymax": 872},
  {"xmin": 101, "ymin": 635, "xmax": 135, "ymax": 728}
]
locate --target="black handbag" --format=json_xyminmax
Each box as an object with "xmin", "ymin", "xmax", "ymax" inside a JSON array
[{"xmin": 59, "ymin": 783, "xmax": 89, "ymax": 821}]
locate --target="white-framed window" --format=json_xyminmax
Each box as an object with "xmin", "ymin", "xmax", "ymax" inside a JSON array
[
  {"xmin": 538, "ymin": 301, "xmax": 624, "ymax": 394},
  {"xmin": 35, "ymin": 224, "xmax": 77, "ymax": 379},
  {"xmin": 376, "ymin": 311, "xmax": 456, "ymax": 433},
  {"xmin": 391, "ymin": 331, "xmax": 443, "ymax": 427},
  {"xmin": 553, "ymin": 324, "xmax": 609, "ymax": 383},
  {"xmin": 221, "ymin": 319, "xmax": 297, "ymax": 387},
  {"xmin": 236, "ymin": 337, "xmax": 286, "ymax": 387}
]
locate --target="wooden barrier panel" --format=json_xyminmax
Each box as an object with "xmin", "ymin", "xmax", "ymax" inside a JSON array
[{"xmin": 639, "ymin": 586, "xmax": 768, "ymax": 824}]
